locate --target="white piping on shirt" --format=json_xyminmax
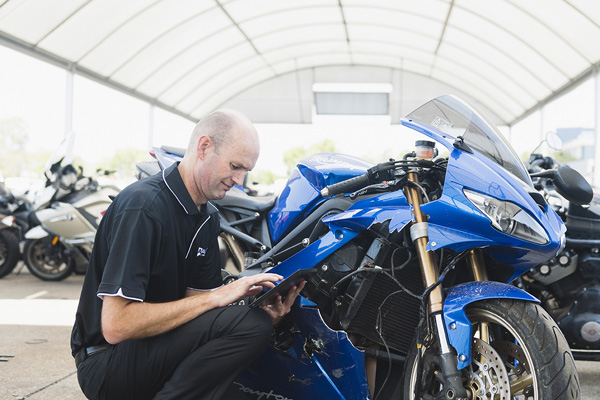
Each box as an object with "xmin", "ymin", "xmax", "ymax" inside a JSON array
[
  {"xmin": 185, "ymin": 216, "xmax": 211, "ymax": 259},
  {"xmin": 163, "ymin": 168, "xmax": 189, "ymax": 215},
  {"xmin": 97, "ymin": 287, "xmax": 143, "ymax": 302}
]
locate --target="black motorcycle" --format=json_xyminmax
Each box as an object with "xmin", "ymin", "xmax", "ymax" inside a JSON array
[
  {"xmin": 518, "ymin": 143, "xmax": 599, "ymax": 360},
  {"xmin": 0, "ymin": 180, "xmax": 34, "ymax": 278}
]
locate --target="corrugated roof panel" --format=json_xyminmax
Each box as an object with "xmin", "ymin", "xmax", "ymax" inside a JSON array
[
  {"xmin": 78, "ymin": 0, "xmax": 221, "ymax": 76},
  {"xmin": 177, "ymin": 57, "xmax": 273, "ymax": 113},
  {"xmin": 109, "ymin": 7, "xmax": 227, "ymax": 87},
  {"xmin": 253, "ymin": 25, "xmax": 347, "ymax": 52},
  {"xmin": 38, "ymin": 0, "xmax": 159, "ymax": 62},
  {"xmin": 0, "ymin": 0, "xmax": 86, "ymax": 44},
  {"xmin": 441, "ymin": 28, "xmax": 548, "ymax": 102},
  {"xmin": 159, "ymin": 43, "xmax": 259, "ymax": 106},
  {"xmin": 135, "ymin": 27, "xmax": 248, "ymax": 97},
  {"xmin": 239, "ymin": 6, "xmax": 342, "ymax": 36},
  {"xmin": 459, "ymin": 0, "xmax": 588, "ymax": 78}
]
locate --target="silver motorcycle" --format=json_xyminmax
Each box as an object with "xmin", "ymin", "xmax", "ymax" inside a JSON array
[{"xmin": 23, "ymin": 159, "xmax": 119, "ymax": 281}]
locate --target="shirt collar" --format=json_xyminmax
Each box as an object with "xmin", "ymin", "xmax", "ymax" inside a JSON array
[{"xmin": 162, "ymin": 162, "xmax": 202, "ymax": 215}]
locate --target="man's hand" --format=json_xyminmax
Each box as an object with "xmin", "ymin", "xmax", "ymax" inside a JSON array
[
  {"xmin": 211, "ymin": 273, "xmax": 284, "ymax": 308},
  {"xmin": 260, "ymin": 280, "xmax": 306, "ymax": 325}
]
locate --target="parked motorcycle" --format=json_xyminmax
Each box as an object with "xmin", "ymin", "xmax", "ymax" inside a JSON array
[
  {"xmin": 0, "ymin": 212, "xmax": 20, "ymax": 278},
  {"xmin": 518, "ymin": 136, "xmax": 598, "ymax": 360},
  {"xmin": 22, "ymin": 159, "xmax": 119, "ymax": 281},
  {"xmin": 145, "ymin": 95, "xmax": 584, "ymax": 399},
  {"xmin": 0, "ymin": 179, "xmax": 35, "ymax": 278}
]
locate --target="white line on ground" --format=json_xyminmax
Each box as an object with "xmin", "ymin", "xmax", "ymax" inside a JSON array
[{"xmin": 25, "ymin": 290, "xmax": 48, "ymax": 299}]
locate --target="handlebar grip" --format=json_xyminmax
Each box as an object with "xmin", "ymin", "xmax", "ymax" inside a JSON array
[{"xmin": 320, "ymin": 173, "xmax": 371, "ymax": 197}]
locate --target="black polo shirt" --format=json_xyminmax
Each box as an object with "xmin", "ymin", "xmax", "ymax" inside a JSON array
[{"xmin": 71, "ymin": 163, "xmax": 221, "ymax": 355}]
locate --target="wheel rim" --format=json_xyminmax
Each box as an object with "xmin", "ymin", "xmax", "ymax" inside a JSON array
[
  {"xmin": 467, "ymin": 308, "xmax": 538, "ymax": 400},
  {"xmin": 28, "ymin": 240, "xmax": 69, "ymax": 275},
  {"xmin": 407, "ymin": 308, "xmax": 539, "ymax": 400}
]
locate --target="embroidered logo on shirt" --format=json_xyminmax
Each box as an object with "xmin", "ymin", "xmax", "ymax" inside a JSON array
[{"xmin": 197, "ymin": 247, "xmax": 207, "ymax": 257}]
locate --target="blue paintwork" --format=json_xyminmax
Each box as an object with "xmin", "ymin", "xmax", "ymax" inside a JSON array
[
  {"xmin": 443, "ymin": 281, "xmax": 540, "ymax": 369},
  {"xmin": 268, "ymin": 153, "xmax": 373, "ymax": 243},
  {"xmin": 236, "ymin": 306, "xmax": 370, "ymax": 399}
]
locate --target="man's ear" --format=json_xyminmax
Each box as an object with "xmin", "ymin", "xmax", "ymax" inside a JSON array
[{"xmin": 196, "ymin": 135, "xmax": 212, "ymax": 160}]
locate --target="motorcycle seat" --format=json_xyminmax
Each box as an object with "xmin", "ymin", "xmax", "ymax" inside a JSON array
[{"xmin": 213, "ymin": 188, "xmax": 277, "ymax": 213}]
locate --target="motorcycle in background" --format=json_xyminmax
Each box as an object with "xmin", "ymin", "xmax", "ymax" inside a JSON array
[
  {"xmin": 22, "ymin": 159, "xmax": 119, "ymax": 281},
  {"xmin": 0, "ymin": 179, "xmax": 35, "ymax": 278},
  {"xmin": 143, "ymin": 95, "xmax": 585, "ymax": 399},
  {"xmin": 519, "ymin": 133, "xmax": 599, "ymax": 360}
]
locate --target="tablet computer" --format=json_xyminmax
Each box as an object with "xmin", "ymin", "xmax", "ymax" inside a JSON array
[{"xmin": 249, "ymin": 268, "xmax": 317, "ymax": 309}]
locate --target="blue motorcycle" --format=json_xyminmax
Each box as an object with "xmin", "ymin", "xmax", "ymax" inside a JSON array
[{"xmin": 147, "ymin": 95, "xmax": 587, "ymax": 399}]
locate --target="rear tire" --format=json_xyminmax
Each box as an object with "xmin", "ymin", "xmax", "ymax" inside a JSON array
[
  {"xmin": 23, "ymin": 238, "xmax": 75, "ymax": 281},
  {"xmin": 0, "ymin": 229, "xmax": 19, "ymax": 278},
  {"xmin": 402, "ymin": 299, "xmax": 580, "ymax": 399}
]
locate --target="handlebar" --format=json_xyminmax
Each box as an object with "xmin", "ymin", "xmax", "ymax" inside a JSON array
[
  {"xmin": 320, "ymin": 161, "xmax": 398, "ymax": 197},
  {"xmin": 320, "ymin": 173, "xmax": 373, "ymax": 197}
]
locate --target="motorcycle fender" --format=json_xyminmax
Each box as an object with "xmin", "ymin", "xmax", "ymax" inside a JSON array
[
  {"xmin": 25, "ymin": 225, "xmax": 49, "ymax": 240},
  {"xmin": 443, "ymin": 281, "xmax": 540, "ymax": 370}
]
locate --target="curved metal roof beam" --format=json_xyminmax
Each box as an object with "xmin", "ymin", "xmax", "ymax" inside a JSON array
[
  {"xmin": 139, "ymin": 16, "xmax": 551, "ymax": 106},
  {"xmin": 72, "ymin": 0, "xmax": 165, "ymax": 64},
  {"xmin": 453, "ymin": 2, "xmax": 571, "ymax": 80},
  {"xmin": 182, "ymin": 51, "xmax": 517, "ymax": 121}
]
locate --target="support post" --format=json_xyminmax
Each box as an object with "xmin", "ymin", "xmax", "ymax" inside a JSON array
[
  {"xmin": 594, "ymin": 68, "xmax": 600, "ymax": 187},
  {"xmin": 65, "ymin": 64, "xmax": 75, "ymax": 160}
]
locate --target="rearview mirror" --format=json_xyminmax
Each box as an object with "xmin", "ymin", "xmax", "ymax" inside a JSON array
[
  {"xmin": 546, "ymin": 131, "xmax": 563, "ymax": 151},
  {"xmin": 553, "ymin": 165, "xmax": 593, "ymax": 206}
]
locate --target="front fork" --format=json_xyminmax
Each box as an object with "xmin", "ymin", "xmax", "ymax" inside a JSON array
[{"xmin": 405, "ymin": 171, "xmax": 486, "ymax": 400}]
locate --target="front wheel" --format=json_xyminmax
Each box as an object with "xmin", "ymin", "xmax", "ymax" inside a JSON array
[
  {"xmin": 23, "ymin": 238, "xmax": 75, "ymax": 281},
  {"xmin": 403, "ymin": 299, "xmax": 579, "ymax": 399}
]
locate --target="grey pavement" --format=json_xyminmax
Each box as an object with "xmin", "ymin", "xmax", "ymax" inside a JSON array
[{"xmin": 0, "ymin": 263, "xmax": 598, "ymax": 399}]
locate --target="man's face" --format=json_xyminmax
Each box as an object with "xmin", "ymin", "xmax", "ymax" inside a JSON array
[{"xmin": 197, "ymin": 131, "xmax": 259, "ymax": 201}]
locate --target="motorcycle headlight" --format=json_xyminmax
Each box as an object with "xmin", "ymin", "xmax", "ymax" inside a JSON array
[{"xmin": 464, "ymin": 189, "xmax": 549, "ymax": 245}]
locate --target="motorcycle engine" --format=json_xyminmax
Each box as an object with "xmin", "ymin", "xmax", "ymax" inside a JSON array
[
  {"xmin": 528, "ymin": 249, "xmax": 578, "ymax": 286},
  {"xmin": 303, "ymin": 234, "xmax": 424, "ymax": 354},
  {"xmin": 556, "ymin": 286, "xmax": 600, "ymax": 349},
  {"xmin": 529, "ymin": 248, "xmax": 600, "ymax": 350}
]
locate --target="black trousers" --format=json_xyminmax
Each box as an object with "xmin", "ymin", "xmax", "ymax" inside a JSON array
[{"xmin": 77, "ymin": 305, "xmax": 272, "ymax": 400}]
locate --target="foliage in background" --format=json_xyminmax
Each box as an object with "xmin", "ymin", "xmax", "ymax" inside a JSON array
[
  {"xmin": 100, "ymin": 148, "xmax": 148, "ymax": 178},
  {"xmin": 282, "ymin": 139, "xmax": 336, "ymax": 175}
]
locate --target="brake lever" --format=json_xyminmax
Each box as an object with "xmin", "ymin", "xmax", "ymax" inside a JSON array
[{"xmin": 349, "ymin": 182, "xmax": 391, "ymax": 200}]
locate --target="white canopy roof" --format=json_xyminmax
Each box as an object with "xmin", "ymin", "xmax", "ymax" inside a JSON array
[{"xmin": 1, "ymin": 0, "xmax": 599, "ymax": 125}]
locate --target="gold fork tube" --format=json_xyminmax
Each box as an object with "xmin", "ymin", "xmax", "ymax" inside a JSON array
[
  {"xmin": 468, "ymin": 249, "xmax": 490, "ymax": 343},
  {"xmin": 468, "ymin": 248, "xmax": 489, "ymax": 281},
  {"xmin": 405, "ymin": 172, "xmax": 444, "ymax": 314}
]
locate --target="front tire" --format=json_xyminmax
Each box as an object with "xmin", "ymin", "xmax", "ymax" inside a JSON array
[
  {"xmin": 403, "ymin": 299, "xmax": 580, "ymax": 399},
  {"xmin": 23, "ymin": 238, "xmax": 75, "ymax": 281}
]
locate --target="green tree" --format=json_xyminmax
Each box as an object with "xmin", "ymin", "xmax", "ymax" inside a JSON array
[
  {"xmin": 101, "ymin": 148, "xmax": 148, "ymax": 178},
  {"xmin": 283, "ymin": 139, "xmax": 337, "ymax": 174},
  {"xmin": 0, "ymin": 117, "xmax": 31, "ymax": 177}
]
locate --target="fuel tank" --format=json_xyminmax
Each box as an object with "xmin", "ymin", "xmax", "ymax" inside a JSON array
[{"xmin": 268, "ymin": 153, "xmax": 373, "ymax": 243}]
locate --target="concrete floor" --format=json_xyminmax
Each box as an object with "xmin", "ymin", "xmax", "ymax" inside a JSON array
[{"xmin": 0, "ymin": 263, "xmax": 598, "ymax": 399}]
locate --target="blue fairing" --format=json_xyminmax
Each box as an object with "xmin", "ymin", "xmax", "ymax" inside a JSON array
[
  {"xmin": 268, "ymin": 153, "xmax": 373, "ymax": 243},
  {"xmin": 396, "ymin": 119, "xmax": 566, "ymax": 276},
  {"xmin": 443, "ymin": 281, "xmax": 540, "ymax": 370},
  {"xmin": 235, "ymin": 306, "xmax": 370, "ymax": 399}
]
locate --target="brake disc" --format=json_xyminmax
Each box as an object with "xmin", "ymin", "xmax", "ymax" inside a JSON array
[
  {"xmin": 491, "ymin": 340, "xmax": 531, "ymax": 376},
  {"xmin": 464, "ymin": 338, "xmax": 511, "ymax": 400}
]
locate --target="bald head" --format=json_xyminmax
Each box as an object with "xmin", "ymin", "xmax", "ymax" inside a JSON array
[{"xmin": 186, "ymin": 109, "xmax": 258, "ymax": 155}]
